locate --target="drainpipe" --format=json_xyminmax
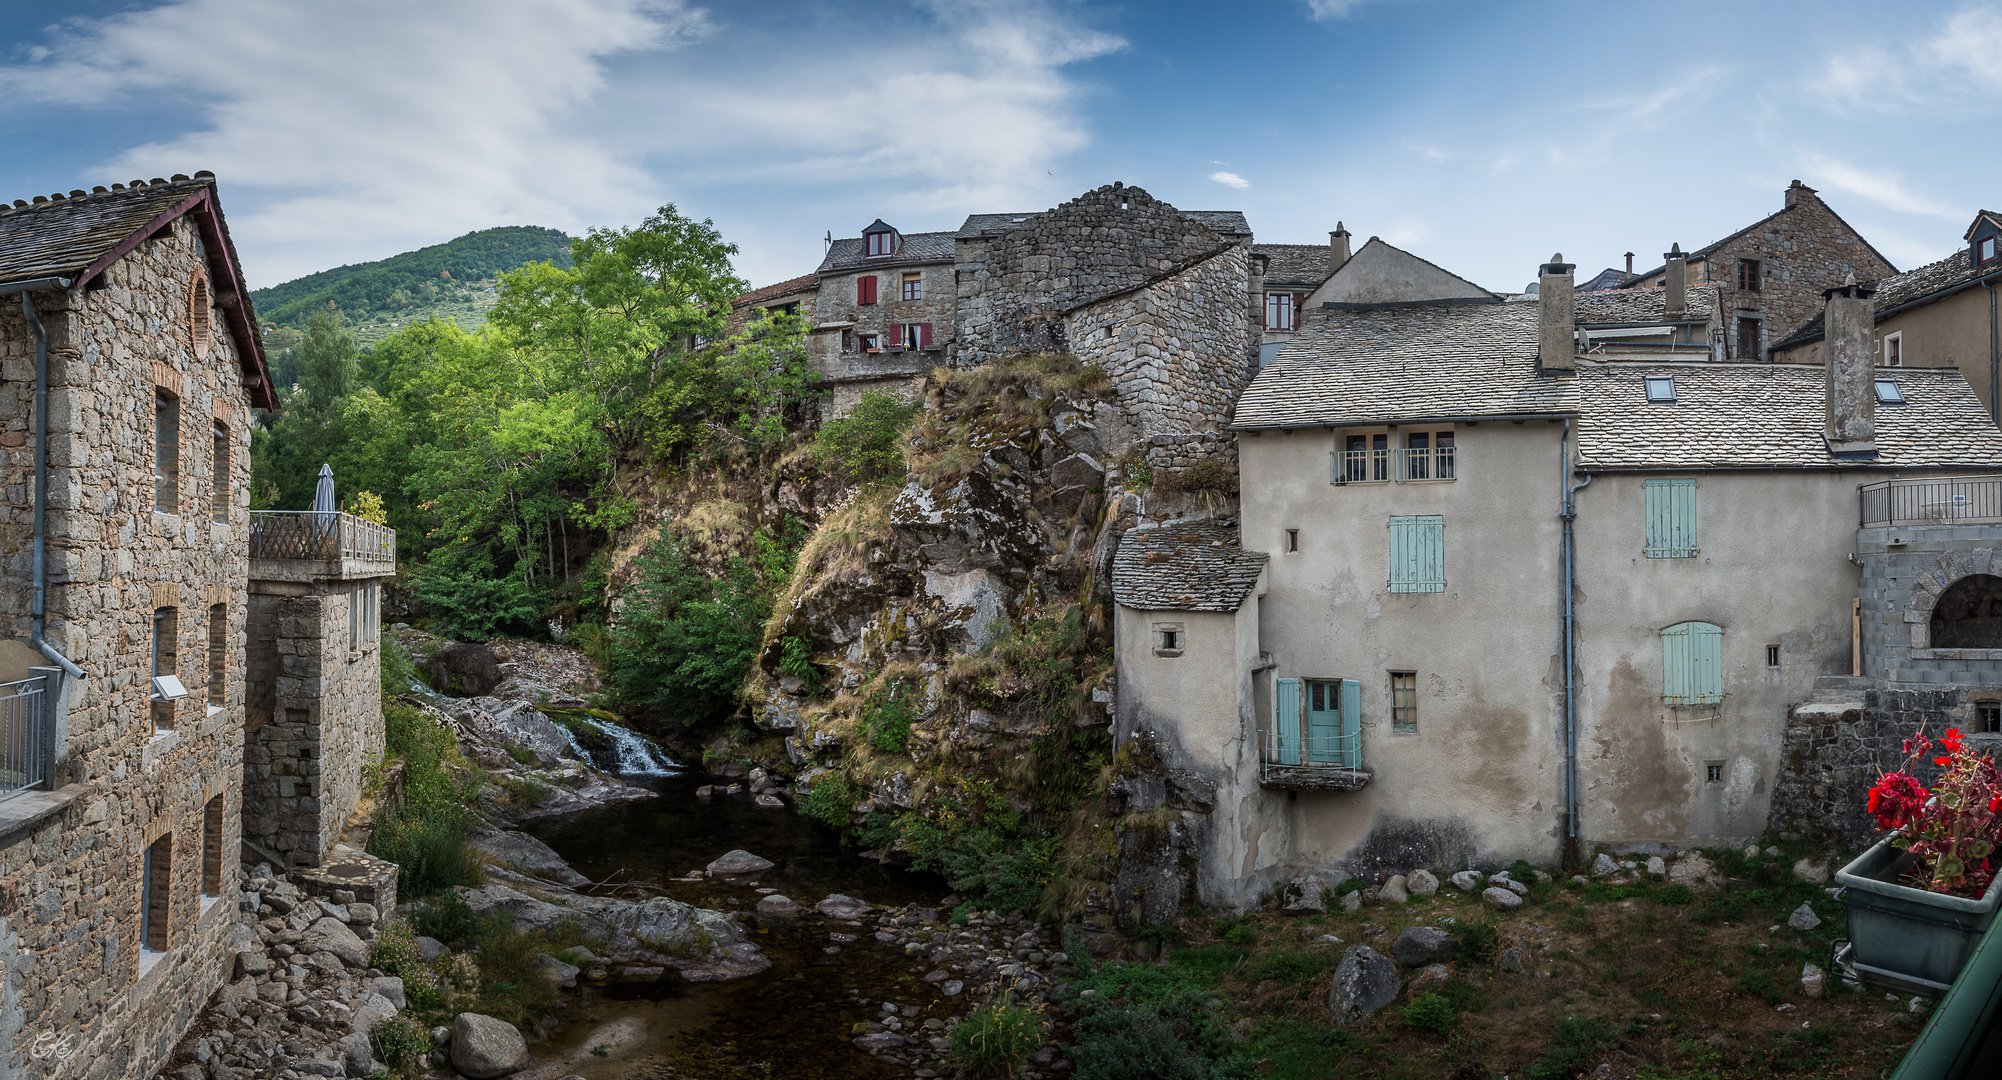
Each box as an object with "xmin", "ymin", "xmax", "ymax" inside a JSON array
[
  {"xmin": 4, "ymin": 279, "xmax": 86, "ymax": 680},
  {"xmin": 1559, "ymin": 419, "xmax": 1591, "ymax": 866},
  {"xmin": 1986, "ymin": 281, "xmax": 1998, "ymax": 426}
]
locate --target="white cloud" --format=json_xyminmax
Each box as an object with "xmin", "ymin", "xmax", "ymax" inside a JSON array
[
  {"xmin": 1796, "ymin": 154, "xmax": 1959, "ymax": 220},
  {"xmin": 1208, "ymin": 171, "xmax": 1250, "ymax": 189},
  {"xmin": 1406, "ymin": 143, "xmax": 1454, "ymax": 164},
  {"xmin": 1810, "ymin": 7, "xmax": 2002, "ymax": 110},
  {"xmin": 1304, "ymin": 0, "xmax": 1372, "ymax": 21},
  {"xmin": 0, "ymin": 0, "xmax": 702, "ymax": 286}
]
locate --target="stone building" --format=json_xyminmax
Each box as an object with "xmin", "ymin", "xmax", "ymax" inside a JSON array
[
  {"xmin": 1622, "ymin": 180, "xmax": 1898, "ymax": 361},
  {"xmin": 1114, "ymin": 253, "xmax": 2002, "ymax": 908},
  {"xmin": 1773, "ymin": 210, "xmax": 2002, "ymax": 422},
  {"xmin": 0, "ymin": 174, "xmax": 278, "ymax": 1080},
  {"xmin": 1251, "ymin": 232, "xmax": 1496, "ymax": 367},
  {"xmin": 726, "ymin": 271, "xmax": 818, "ymax": 339},
  {"xmin": 808, "ymin": 220, "xmax": 956, "ymax": 417}
]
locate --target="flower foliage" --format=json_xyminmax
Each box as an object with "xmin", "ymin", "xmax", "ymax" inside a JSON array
[{"xmin": 1868, "ymin": 728, "xmax": 2002, "ymax": 897}]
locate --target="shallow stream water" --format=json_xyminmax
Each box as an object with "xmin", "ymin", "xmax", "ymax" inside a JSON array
[{"xmin": 524, "ymin": 770, "xmax": 954, "ymax": 1079}]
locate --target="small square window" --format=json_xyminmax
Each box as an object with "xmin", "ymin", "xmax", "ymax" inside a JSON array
[
  {"xmin": 865, "ymin": 231, "xmax": 892, "ymax": 257},
  {"xmin": 1153, "ymin": 623, "xmax": 1184, "ymax": 657},
  {"xmin": 1286, "ymin": 529, "xmax": 1299, "ymax": 553},
  {"xmin": 1766, "ymin": 645, "xmax": 1780, "ymax": 668},
  {"xmin": 1705, "ymin": 763, "xmax": 1724, "ymax": 784},
  {"xmin": 1979, "ymin": 701, "xmax": 2001, "ymax": 734},
  {"xmin": 901, "ymin": 272, "xmax": 922, "ymax": 302},
  {"xmin": 1644, "ymin": 376, "xmax": 1676, "ymax": 403},
  {"xmin": 1737, "ymin": 258, "xmax": 1762, "ymax": 292},
  {"xmin": 1875, "ymin": 378, "xmax": 1905, "ymax": 405}
]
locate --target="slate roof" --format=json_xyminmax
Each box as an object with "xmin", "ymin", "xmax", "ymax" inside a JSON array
[
  {"xmin": 1573, "ymin": 365, "xmax": 2002, "ymax": 470},
  {"xmin": 1623, "ymin": 192, "xmax": 1897, "ymax": 286},
  {"xmin": 1576, "ymin": 285, "xmax": 1719, "ymax": 324},
  {"xmin": 1578, "ymin": 268, "xmax": 1628, "ymax": 292},
  {"xmin": 954, "ymin": 209, "xmax": 1252, "ymax": 240},
  {"xmin": 1112, "ymin": 522, "xmax": 1267, "ymax": 612},
  {"xmin": 1185, "ymin": 211, "xmax": 1252, "ymax": 237},
  {"xmin": 0, "ymin": 172, "xmax": 277, "ymax": 409},
  {"xmin": 1255, "ymin": 243, "xmax": 1334, "ymax": 287},
  {"xmin": 816, "ymin": 230, "xmax": 957, "ymax": 273},
  {"xmin": 733, "ymin": 272, "xmax": 818, "ymax": 309},
  {"xmin": 1772, "ymin": 248, "xmax": 1995, "ymax": 350}
]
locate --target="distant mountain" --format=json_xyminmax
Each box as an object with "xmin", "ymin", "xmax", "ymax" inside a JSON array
[{"xmin": 250, "ymin": 226, "xmax": 574, "ymax": 346}]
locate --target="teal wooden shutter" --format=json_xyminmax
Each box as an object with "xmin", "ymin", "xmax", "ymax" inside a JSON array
[
  {"xmin": 1388, "ymin": 515, "xmax": 1446, "ymax": 593},
  {"xmin": 1643, "ymin": 478, "xmax": 1698, "ymax": 558},
  {"xmin": 1661, "ymin": 622, "xmax": 1724, "ymax": 704},
  {"xmin": 1275, "ymin": 678, "xmax": 1302, "ymax": 766},
  {"xmin": 1340, "ymin": 678, "xmax": 1362, "ymax": 769}
]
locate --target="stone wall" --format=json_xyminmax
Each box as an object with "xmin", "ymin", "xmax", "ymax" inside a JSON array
[
  {"xmin": 243, "ymin": 579, "xmax": 387, "ymax": 867},
  {"xmin": 1768, "ymin": 685, "xmax": 1988, "ymax": 848},
  {"xmin": 1067, "ymin": 246, "xmax": 1254, "ymax": 441},
  {"xmin": 0, "ymin": 211, "xmax": 255, "ymax": 1080},
  {"xmin": 1857, "ymin": 525, "xmax": 2002, "ymax": 684}
]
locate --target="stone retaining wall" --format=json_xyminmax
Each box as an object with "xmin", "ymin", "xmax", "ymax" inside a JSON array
[{"xmin": 1767, "ymin": 685, "xmax": 1992, "ymax": 848}]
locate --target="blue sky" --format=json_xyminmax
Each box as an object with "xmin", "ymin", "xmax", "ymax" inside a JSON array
[{"xmin": 1, "ymin": 0, "xmax": 1996, "ymax": 298}]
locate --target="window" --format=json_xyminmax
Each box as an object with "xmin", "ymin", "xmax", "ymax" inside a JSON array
[
  {"xmin": 141, "ymin": 834, "xmax": 172, "ymax": 952},
  {"xmin": 1737, "ymin": 258, "xmax": 1762, "ymax": 292},
  {"xmin": 1153, "ymin": 623, "xmax": 1184, "ymax": 657},
  {"xmin": 201, "ymin": 796, "xmax": 223, "ymax": 897},
  {"xmin": 1706, "ymin": 763, "xmax": 1724, "ymax": 784},
  {"xmin": 856, "ymin": 276, "xmax": 878, "ymax": 305},
  {"xmin": 865, "ymin": 230, "xmax": 893, "ymax": 257},
  {"xmin": 1644, "ymin": 376, "xmax": 1676, "ymax": 403},
  {"xmin": 151, "ymin": 607, "xmax": 179, "ymax": 735},
  {"xmin": 207, "ymin": 604, "xmax": 226, "ymax": 706},
  {"xmin": 350, "ymin": 586, "xmax": 360, "ymax": 650},
  {"xmin": 1875, "ymin": 378, "xmax": 1906, "ymax": 405},
  {"xmin": 1884, "ymin": 332, "xmax": 1903, "ymax": 368},
  {"xmin": 1264, "ymin": 292, "xmax": 1300, "ymax": 331},
  {"xmin": 1766, "ymin": 644, "xmax": 1781, "ymax": 668},
  {"xmin": 841, "ymin": 328, "xmax": 855, "ymax": 353},
  {"xmin": 1390, "ymin": 672, "xmax": 1417, "ymax": 732},
  {"xmin": 1403, "ymin": 431, "xmax": 1454, "ymax": 481},
  {"xmin": 902, "ymin": 272, "xmax": 922, "ymax": 302},
  {"xmin": 1980, "ymin": 236, "xmax": 1999, "ymax": 266},
  {"xmin": 1387, "ymin": 515, "xmax": 1445, "ymax": 594},
  {"xmin": 188, "ymin": 270, "xmax": 212, "ymax": 356},
  {"xmin": 155, "ymin": 391, "xmax": 179, "ymax": 513},
  {"xmin": 1271, "ymin": 678, "xmax": 1360, "ymax": 768},
  {"xmin": 1643, "ymin": 478, "xmax": 1697, "ymax": 558},
  {"xmin": 1736, "ymin": 317, "xmax": 1761, "ymax": 360},
  {"xmin": 893, "ymin": 322, "xmax": 932, "ymax": 350},
  {"xmin": 1661, "ymin": 621, "xmax": 1724, "ymax": 705},
  {"xmin": 1339, "ymin": 433, "xmax": 1390, "ymax": 483},
  {"xmin": 1979, "ymin": 702, "xmax": 2001, "ymax": 733},
  {"xmin": 860, "ymin": 333, "xmax": 881, "ymax": 352},
  {"xmin": 1285, "ymin": 529, "xmax": 1299, "ymax": 553},
  {"xmin": 212, "ymin": 421, "xmax": 229, "ymax": 525}
]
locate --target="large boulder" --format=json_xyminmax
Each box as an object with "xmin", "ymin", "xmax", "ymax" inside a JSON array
[
  {"xmin": 1390, "ymin": 927, "xmax": 1459, "ymax": 968},
  {"xmin": 471, "ymin": 831, "xmax": 591, "ymax": 887},
  {"xmin": 430, "ymin": 643, "xmax": 503, "ymax": 698},
  {"xmin": 302, "ymin": 917, "xmax": 370, "ymax": 968},
  {"xmin": 1482, "ymin": 887, "xmax": 1523, "ymax": 911},
  {"xmin": 453, "ymin": 884, "xmax": 770, "ymax": 982},
  {"xmin": 1327, "ymin": 946, "xmax": 1401, "ymax": 1025},
  {"xmin": 450, "ymin": 1013, "xmax": 529, "ymax": 1079},
  {"xmin": 1406, "ymin": 869, "xmax": 1440, "ymax": 897},
  {"xmin": 707, "ymin": 850, "xmax": 775, "ymax": 876}
]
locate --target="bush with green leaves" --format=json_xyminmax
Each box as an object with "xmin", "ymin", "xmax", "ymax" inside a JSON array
[
  {"xmin": 812, "ymin": 390, "xmax": 919, "ymax": 486},
  {"xmin": 410, "ymin": 552, "xmax": 544, "ymax": 643},
  {"xmin": 606, "ymin": 531, "xmax": 770, "ymax": 725},
  {"xmin": 368, "ymin": 703, "xmax": 484, "ymax": 897},
  {"xmin": 949, "ymin": 996, "xmax": 1044, "ymax": 1078},
  {"xmin": 370, "ymin": 1014, "xmax": 433, "ymax": 1067},
  {"xmin": 1064, "ymin": 962, "xmax": 1248, "ymax": 1080},
  {"xmin": 861, "ymin": 679, "xmax": 917, "ymax": 754},
  {"xmin": 1403, "ymin": 992, "xmax": 1456, "ymax": 1034},
  {"xmin": 370, "ymin": 919, "xmax": 425, "ymax": 978},
  {"xmin": 797, "ymin": 772, "xmax": 859, "ymax": 829}
]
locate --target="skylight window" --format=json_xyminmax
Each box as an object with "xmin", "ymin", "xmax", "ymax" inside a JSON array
[
  {"xmin": 1644, "ymin": 376, "xmax": 1676, "ymax": 403},
  {"xmin": 1875, "ymin": 378, "xmax": 1906, "ymax": 405}
]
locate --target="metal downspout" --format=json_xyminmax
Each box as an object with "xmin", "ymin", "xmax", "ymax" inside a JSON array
[
  {"xmin": 10, "ymin": 282, "xmax": 85, "ymax": 679},
  {"xmin": 1560, "ymin": 419, "xmax": 1591, "ymax": 865},
  {"xmin": 1986, "ymin": 281, "xmax": 1998, "ymax": 426}
]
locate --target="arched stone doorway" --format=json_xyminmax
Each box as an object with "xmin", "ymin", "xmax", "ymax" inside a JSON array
[{"xmin": 1930, "ymin": 574, "xmax": 2002, "ymax": 649}]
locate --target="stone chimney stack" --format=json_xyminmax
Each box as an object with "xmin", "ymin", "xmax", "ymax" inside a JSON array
[
  {"xmin": 1329, "ymin": 223, "xmax": 1351, "ymax": 277},
  {"xmin": 1823, "ymin": 273, "xmax": 1878, "ymax": 454},
  {"xmin": 1664, "ymin": 243, "xmax": 1687, "ymax": 319},
  {"xmin": 1625, "ymin": 252, "xmax": 1634, "ymax": 274},
  {"xmin": 1249, "ymin": 253, "xmax": 1267, "ymax": 330},
  {"xmin": 1786, "ymin": 179, "xmax": 1817, "ymax": 209},
  {"xmin": 1539, "ymin": 253, "xmax": 1577, "ymax": 371}
]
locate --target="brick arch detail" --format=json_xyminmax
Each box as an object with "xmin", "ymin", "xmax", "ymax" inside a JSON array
[{"xmin": 1907, "ymin": 549, "xmax": 1998, "ymax": 650}]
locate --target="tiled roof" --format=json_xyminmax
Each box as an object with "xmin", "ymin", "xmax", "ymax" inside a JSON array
[
  {"xmin": 1255, "ymin": 243, "xmax": 1333, "ymax": 288},
  {"xmin": 1574, "ymin": 365, "xmax": 2002, "ymax": 470},
  {"xmin": 733, "ymin": 272, "xmax": 817, "ymax": 309},
  {"xmin": 1112, "ymin": 522, "xmax": 1267, "ymax": 612},
  {"xmin": 1773, "ymin": 248, "xmax": 1996, "ymax": 349},
  {"xmin": 816, "ymin": 230, "xmax": 957, "ymax": 273}
]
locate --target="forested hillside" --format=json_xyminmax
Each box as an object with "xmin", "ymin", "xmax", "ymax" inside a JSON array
[{"xmin": 249, "ymin": 225, "xmax": 574, "ymax": 355}]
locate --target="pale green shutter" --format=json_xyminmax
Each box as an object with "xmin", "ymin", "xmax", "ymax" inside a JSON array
[
  {"xmin": 1643, "ymin": 478, "xmax": 1698, "ymax": 558},
  {"xmin": 1388, "ymin": 515, "xmax": 1445, "ymax": 593},
  {"xmin": 1275, "ymin": 678, "xmax": 1302, "ymax": 766},
  {"xmin": 1340, "ymin": 678, "xmax": 1362, "ymax": 769},
  {"xmin": 1661, "ymin": 621, "xmax": 1724, "ymax": 704}
]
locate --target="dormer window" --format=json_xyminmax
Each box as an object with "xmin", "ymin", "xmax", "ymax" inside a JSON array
[
  {"xmin": 1980, "ymin": 236, "xmax": 1999, "ymax": 266},
  {"xmin": 866, "ymin": 231, "xmax": 892, "ymax": 256},
  {"xmin": 862, "ymin": 221, "xmax": 898, "ymax": 258}
]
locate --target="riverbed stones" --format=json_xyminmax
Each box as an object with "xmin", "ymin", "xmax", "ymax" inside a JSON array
[
  {"xmin": 1482, "ymin": 887, "xmax": 1524, "ymax": 911},
  {"xmin": 451, "ymin": 1013, "xmax": 530, "ymax": 1079},
  {"xmin": 472, "ymin": 831, "xmax": 592, "ymax": 887},
  {"xmin": 707, "ymin": 850, "xmax": 776, "ymax": 876},
  {"xmin": 538, "ymin": 955, "xmax": 581, "ymax": 988},
  {"xmin": 757, "ymin": 894, "xmax": 804, "ymax": 916},
  {"xmin": 1407, "ymin": 869, "xmax": 1439, "ymax": 897},
  {"xmin": 302, "ymin": 918, "xmax": 370, "ymax": 968},
  {"xmin": 1390, "ymin": 927, "xmax": 1458, "ymax": 968},
  {"xmin": 819, "ymin": 894, "xmax": 871, "ymax": 918},
  {"xmin": 1327, "ymin": 946, "xmax": 1400, "ymax": 1025}
]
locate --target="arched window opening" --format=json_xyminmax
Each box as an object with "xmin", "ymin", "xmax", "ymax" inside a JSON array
[{"xmin": 1930, "ymin": 574, "xmax": 2002, "ymax": 649}]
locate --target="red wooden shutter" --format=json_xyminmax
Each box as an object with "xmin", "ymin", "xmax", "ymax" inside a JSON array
[
  {"xmin": 858, "ymin": 276, "xmax": 876, "ymax": 305},
  {"xmin": 919, "ymin": 322, "xmax": 933, "ymax": 349},
  {"xmin": 886, "ymin": 323, "xmax": 903, "ymax": 347}
]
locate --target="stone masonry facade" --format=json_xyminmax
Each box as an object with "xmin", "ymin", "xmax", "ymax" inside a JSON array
[
  {"xmin": 1768, "ymin": 687, "xmax": 1996, "ymax": 848},
  {"xmin": 1855, "ymin": 525, "xmax": 2002, "ymax": 684},
  {"xmin": 0, "ymin": 212, "xmax": 253, "ymax": 1080}
]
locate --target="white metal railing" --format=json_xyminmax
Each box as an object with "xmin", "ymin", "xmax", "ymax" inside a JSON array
[
  {"xmin": 249, "ymin": 511, "xmax": 397, "ymax": 564},
  {"xmin": 1333, "ymin": 446, "xmax": 1457, "ymax": 485},
  {"xmin": 0, "ymin": 676, "xmax": 49, "ymax": 801}
]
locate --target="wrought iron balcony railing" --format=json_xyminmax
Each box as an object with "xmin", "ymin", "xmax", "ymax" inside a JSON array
[
  {"xmin": 0, "ymin": 676, "xmax": 49, "ymax": 802},
  {"xmin": 1859, "ymin": 475, "xmax": 2002, "ymax": 528}
]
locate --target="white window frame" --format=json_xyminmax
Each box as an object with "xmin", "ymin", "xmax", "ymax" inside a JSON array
[{"xmin": 1884, "ymin": 331, "xmax": 1903, "ymax": 367}]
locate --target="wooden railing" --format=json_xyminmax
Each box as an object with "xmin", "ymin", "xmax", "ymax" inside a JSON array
[{"xmin": 249, "ymin": 511, "xmax": 396, "ymax": 565}]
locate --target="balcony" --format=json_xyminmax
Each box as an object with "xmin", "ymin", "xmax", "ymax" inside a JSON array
[
  {"xmin": 0, "ymin": 675, "xmax": 50, "ymax": 802},
  {"xmin": 1333, "ymin": 446, "xmax": 1457, "ymax": 485},
  {"xmin": 1256, "ymin": 725, "xmax": 1372, "ymax": 791},
  {"xmin": 249, "ymin": 511, "xmax": 397, "ymax": 582},
  {"xmin": 1859, "ymin": 475, "xmax": 2002, "ymax": 528}
]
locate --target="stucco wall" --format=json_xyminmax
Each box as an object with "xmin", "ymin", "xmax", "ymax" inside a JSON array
[
  {"xmin": 0, "ymin": 214, "xmax": 252, "ymax": 1080},
  {"xmin": 1776, "ymin": 290, "xmax": 1999, "ymax": 421}
]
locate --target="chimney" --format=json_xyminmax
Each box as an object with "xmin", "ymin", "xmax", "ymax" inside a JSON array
[
  {"xmin": 1785, "ymin": 179, "xmax": 1817, "ymax": 209},
  {"xmin": 1250, "ymin": 253, "xmax": 1267, "ymax": 329},
  {"xmin": 1329, "ymin": 222, "xmax": 1351, "ymax": 276},
  {"xmin": 1539, "ymin": 253, "xmax": 1577, "ymax": 371},
  {"xmin": 1663, "ymin": 243, "xmax": 1686, "ymax": 319},
  {"xmin": 1823, "ymin": 273, "xmax": 1878, "ymax": 455},
  {"xmin": 1624, "ymin": 252, "xmax": 1634, "ymax": 275}
]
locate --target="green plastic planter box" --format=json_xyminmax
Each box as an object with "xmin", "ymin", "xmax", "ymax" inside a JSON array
[{"xmin": 1837, "ymin": 836, "xmax": 2002, "ymax": 993}]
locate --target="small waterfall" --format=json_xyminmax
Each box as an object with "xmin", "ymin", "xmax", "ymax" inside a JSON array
[{"xmin": 571, "ymin": 716, "xmax": 679, "ymax": 775}]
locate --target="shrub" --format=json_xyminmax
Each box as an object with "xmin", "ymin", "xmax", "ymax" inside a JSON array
[
  {"xmin": 1404, "ymin": 992, "xmax": 1456, "ymax": 1034},
  {"xmin": 1524, "ymin": 1015, "xmax": 1622, "ymax": 1080},
  {"xmin": 410, "ymin": 558, "xmax": 543, "ymax": 643},
  {"xmin": 1458, "ymin": 921, "xmax": 1501, "ymax": 964},
  {"xmin": 778, "ymin": 635, "xmax": 822, "ymax": 695},
  {"xmin": 607, "ymin": 532, "xmax": 768, "ymax": 724},
  {"xmin": 370, "ymin": 809, "xmax": 480, "ymax": 898},
  {"xmin": 415, "ymin": 892, "xmax": 479, "ymax": 945},
  {"xmin": 1653, "ymin": 883, "xmax": 1695, "ymax": 905},
  {"xmin": 370, "ymin": 919, "xmax": 425, "ymax": 979},
  {"xmin": 861, "ymin": 679, "xmax": 917, "ymax": 754},
  {"xmin": 370, "ymin": 1015, "xmax": 432, "ymax": 1067},
  {"xmin": 500, "ymin": 775, "xmax": 552, "ymax": 808},
  {"xmin": 948, "ymin": 996, "xmax": 1044, "ymax": 1078},
  {"xmin": 470, "ymin": 910, "xmax": 559, "ymax": 1027},
  {"xmin": 797, "ymin": 772, "xmax": 859, "ymax": 829},
  {"xmin": 813, "ymin": 390, "xmax": 919, "ymax": 486}
]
